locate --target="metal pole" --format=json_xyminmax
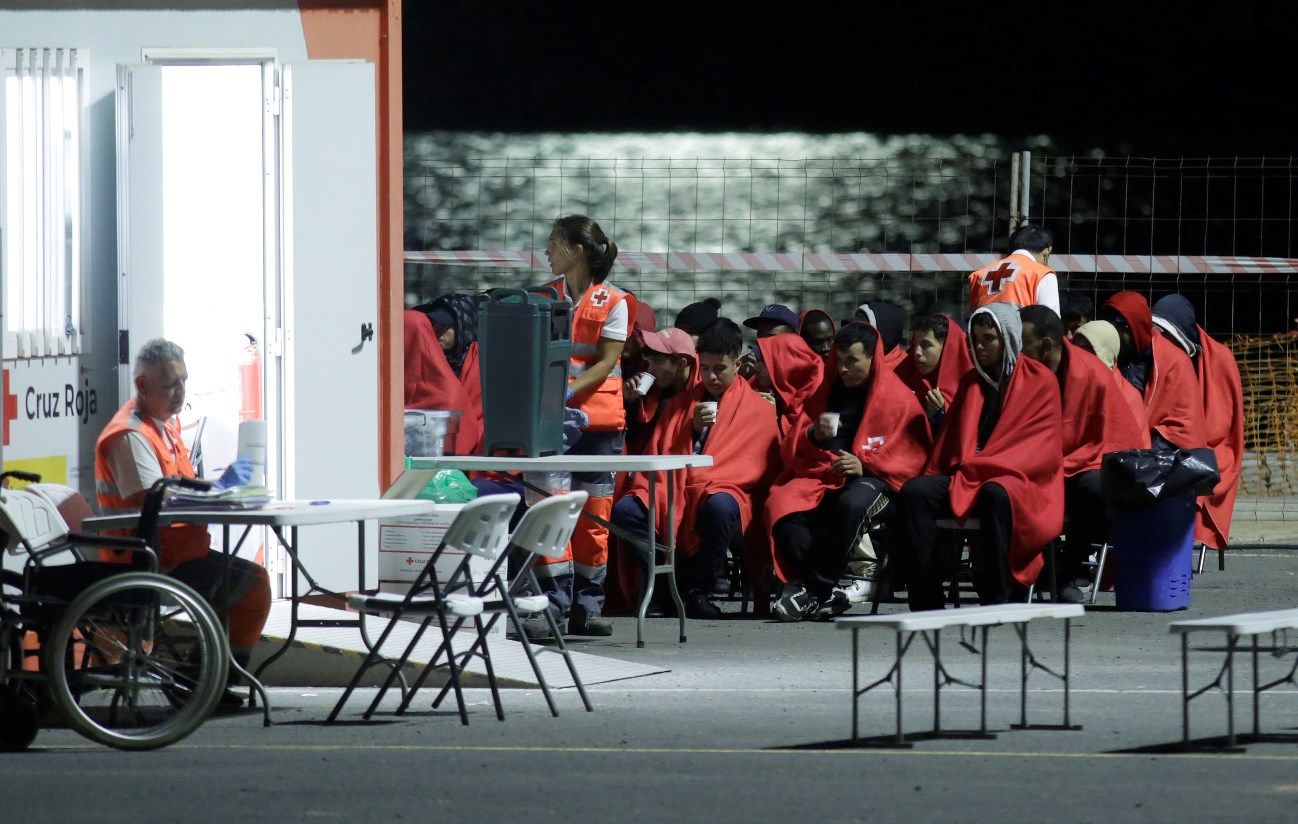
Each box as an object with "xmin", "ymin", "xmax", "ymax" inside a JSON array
[
  {"xmin": 1020, "ymin": 151, "xmax": 1033, "ymax": 226},
  {"xmin": 1064, "ymin": 618, "xmax": 1072, "ymax": 728},
  {"xmin": 932, "ymin": 630, "xmax": 942, "ymax": 733},
  {"xmin": 1009, "ymin": 152, "xmax": 1022, "ymax": 233},
  {"xmin": 1181, "ymin": 633, "xmax": 1190, "ymax": 747},
  {"xmin": 895, "ymin": 631, "xmax": 905, "ymax": 746},
  {"xmin": 1020, "ymin": 623, "xmax": 1029, "ymax": 727},
  {"xmin": 852, "ymin": 630, "xmax": 860, "ymax": 740},
  {"xmin": 1227, "ymin": 633, "xmax": 1237, "ymax": 748},
  {"xmin": 980, "ymin": 627, "xmax": 989, "ymax": 735},
  {"xmin": 1252, "ymin": 635, "xmax": 1261, "ymax": 737}
]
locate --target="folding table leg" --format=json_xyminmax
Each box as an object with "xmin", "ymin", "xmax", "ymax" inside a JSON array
[
  {"xmin": 1252, "ymin": 635, "xmax": 1261, "ymax": 737},
  {"xmin": 474, "ymin": 615, "xmax": 505, "ymax": 721},
  {"xmin": 638, "ymin": 473, "xmax": 657, "ymax": 649},
  {"xmin": 895, "ymin": 631, "xmax": 906, "ymax": 746},
  {"xmin": 1182, "ymin": 633, "xmax": 1190, "ymax": 747},
  {"xmin": 666, "ymin": 470, "xmax": 686, "ymax": 644},
  {"xmin": 851, "ymin": 629, "xmax": 860, "ymax": 740}
]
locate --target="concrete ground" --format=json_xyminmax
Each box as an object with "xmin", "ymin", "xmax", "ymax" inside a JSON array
[{"xmin": 6, "ymin": 547, "xmax": 1298, "ymax": 823}]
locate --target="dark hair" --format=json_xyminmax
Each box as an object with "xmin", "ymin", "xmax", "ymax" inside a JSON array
[
  {"xmin": 911, "ymin": 314, "xmax": 949, "ymax": 343},
  {"xmin": 1019, "ymin": 304, "xmax": 1065, "ymax": 343},
  {"xmin": 674, "ymin": 297, "xmax": 722, "ymax": 335},
  {"xmin": 1008, "ymin": 223, "xmax": 1054, "ymax": 253},
  {"xmin": 553, "ymin": 214, "xmax": 619, "ymax": 283},
  {"xmin": 1060, "ymin": 291, "xmax": 1094, "ymax": 323},
  {"xmin": 696, "ymin": 318, "xmax": 743, "ymax": 358},
  {"xmin": 833, "ymin": 322, "xmax": 879, "ymax": 354}
]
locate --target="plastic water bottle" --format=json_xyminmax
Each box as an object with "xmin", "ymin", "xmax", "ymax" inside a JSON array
[{"xmin": 523, "ymin": 471, "xmax": 571, "ymax": 506}]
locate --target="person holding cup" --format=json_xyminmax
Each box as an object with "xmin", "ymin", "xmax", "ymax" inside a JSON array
[
  {"xmin": 624, "ymin": 327, "xmax": 698, "ymax": 455},
  {"xmin": 613, "ymin": 320, "xmax": 780, "ymax": 618},
  {"xmin": 765, "ymin": 322, "xmax": 932, "ymax": 621}
]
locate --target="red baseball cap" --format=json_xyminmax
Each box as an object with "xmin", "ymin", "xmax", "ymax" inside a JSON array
[{"xmin": 639, "ymin": 326, "xmax": 697, "ymax": 358}]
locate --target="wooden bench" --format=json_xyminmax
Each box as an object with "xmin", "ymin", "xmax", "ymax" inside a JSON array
[
  {"xmin": 837, "ymin": 603, "xmax": 1084, "ymax": 746},
  {"xmin": 1169, "ymin": 608, "xmax": 1298, "ymax": 749}
]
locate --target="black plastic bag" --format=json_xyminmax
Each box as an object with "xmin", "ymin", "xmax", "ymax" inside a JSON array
[{"xmin": 1101, "ymin": 440, "xmax": 1220, "ymax": 509}]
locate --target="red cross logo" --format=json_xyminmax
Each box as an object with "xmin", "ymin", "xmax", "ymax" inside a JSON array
[
  {"xmin": 981, "ymin": 262, "xmax": 1017, "ymax": 295},
  {"xmin": 2, "ymin": 369, "xmax": 17, "ymax": 447},
  {"xmin": 589, "ymin": 287, "xmax": 611, "ymax": 308},
  {"xmin": 405, "ymin": 556, "xmax": 416, "ymax": 566}
]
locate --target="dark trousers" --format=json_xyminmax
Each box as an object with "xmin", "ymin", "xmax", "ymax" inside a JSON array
[
  {"xmin": 772, "ymin": 476, "xmax": 892, "ymax": 600},
  {"xmin": 611, "ymin": 491, "xmax": 741, "ymax": 595},
  {"xmin": 895, "ymin": 474, "xmax": 1015, "ymax": 610},
  {"xmin": 1062, "ymin": 470, "xmax": 1107, "ymax": 585}
]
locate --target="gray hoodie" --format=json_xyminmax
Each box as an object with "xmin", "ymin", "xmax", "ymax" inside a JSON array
[{"xmin": 968, "ymin": 303, "xmax": 1023, "ymax": 388}]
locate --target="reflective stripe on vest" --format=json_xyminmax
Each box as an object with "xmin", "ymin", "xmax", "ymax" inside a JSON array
[
  {"xmin": 968, "ymin": 253, "xmax": 1053, "ymax": 310},
  {"xmin": 551, "ymin": 277, "xmax": 628, "ymax": 431}
]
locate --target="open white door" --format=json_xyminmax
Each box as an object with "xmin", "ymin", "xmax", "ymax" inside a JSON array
[
  {"xmin": 281, "ymin": 60, "xmax": 379, "ymax": 592},
  {"xmin": 115, "ymin": 65, "xmax": 166, "ymax": 401}
]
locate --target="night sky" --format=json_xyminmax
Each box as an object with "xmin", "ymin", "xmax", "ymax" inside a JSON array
[{"xmin": 404, "ymin": 1, "xmax": 1297, "ymax": 154}]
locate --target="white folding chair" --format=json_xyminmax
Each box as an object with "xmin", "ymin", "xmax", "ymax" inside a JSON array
[
  {"xmin": 418, "ymin": 491, "xmax": 592, "ymax": 719},
  {"xmin": 326, "ymin": 493, "xmax": 520, "ymax": 725}
]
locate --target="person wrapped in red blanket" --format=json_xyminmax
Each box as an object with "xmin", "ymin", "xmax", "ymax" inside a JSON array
[
  {"xmin": 403, "ymin": 309, "xmax": 482, "ymax": 455},
  {"xmin": 623, "ymin": 325, "xmax": 695, "ymax": 455},
  {"xmin": 894, "ymin": 303, "xmax": 1064, "ymax": 610},
  {"xmin": 1153, "ymin": 295, "xmax": 1244, "ymax": 551},
  {"xmin": 798, "ymin": 309, "xmax": 837, "ymax": 362},
  {"xmin": 1101, "ymin": 291, "xmax": 1206, "ymax": 452},
  {"xmin": 414, "ymin": 294, "xmax": 484, "ymax": 454},
  {"xmin": 611, "ymin": 319, "xmax": 780, "ymax": 618},
  {"xmin": 896, "ymin": 313, "xmax": 974, "ymax": 432},
  {"xmin": 854, "ymin": 300, "xmax": 909, "ymax": 371},
  {"xmin": 1020, "ymin": 305, "xmax": 1147, "ymax": 602},
  {"xmin": 766, "ymin": 322, "xmax": 932, "ymax": 621},
  {"xmin": 753, "ymin": 333, "xmax": 825, "ymax": 436}
]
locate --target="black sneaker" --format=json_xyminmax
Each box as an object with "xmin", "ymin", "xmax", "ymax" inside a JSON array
[
  {"xmin": 1057, "ymin": 578, "xmax": 1089, "ymax": 604},
  {"xmin": 568, "ymin": 609, "xmax": 614, "ymax": 637},
  {"xmin": 772, "ymin": 587, "xmax": 819, "ymax": 622},
  {"xmin": 684, "ymin": 590, "xmax": 722, "ymax": 619},
  {"xmin": 812, "ymin": 590, "xmax": 851, "ymax": 621}
]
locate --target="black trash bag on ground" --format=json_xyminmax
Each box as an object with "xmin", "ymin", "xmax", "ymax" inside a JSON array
[{"xmin": 1101, "ymin": 439, "xmax": 1220, "ymax": 509}]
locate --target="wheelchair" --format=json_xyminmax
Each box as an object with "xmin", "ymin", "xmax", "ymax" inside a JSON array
[{"xmin": 0, "ymin": 472, "xmax": 229, "ymax": 751}]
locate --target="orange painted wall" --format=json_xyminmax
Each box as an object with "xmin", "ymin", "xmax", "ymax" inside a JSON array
[{"xmin": 298, "ymin": 0, "xmax": 403, "ymax": 490}]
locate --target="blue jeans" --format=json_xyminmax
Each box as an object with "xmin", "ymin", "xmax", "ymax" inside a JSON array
[{"xmin": 611, "ymin": 491, "xmax": 740, "ymax": 594}]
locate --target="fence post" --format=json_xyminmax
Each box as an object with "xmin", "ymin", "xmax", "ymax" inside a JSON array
[
  {"xmin": 1009, "ymin": 152, "xmax": 1021, "ymax": 234},
  {"xmin": 1019, "ymin": 151, "xmax": 1032, "ymax": 228}
]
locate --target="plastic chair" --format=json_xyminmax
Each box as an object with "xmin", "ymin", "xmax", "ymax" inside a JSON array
[
  {"xmin": 416, "ymin": 491, "xmax": 592, "ymax": 719},
  {"xmin": 326, "ymin": 493, "xmax": 519, "ymax": 725}
]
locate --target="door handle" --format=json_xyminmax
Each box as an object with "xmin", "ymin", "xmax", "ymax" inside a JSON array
[{"xmin": 352, "ymin": 322, "xmax": 374, "ymax": 354}]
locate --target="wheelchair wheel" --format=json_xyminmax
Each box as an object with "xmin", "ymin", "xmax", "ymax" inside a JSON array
[{"xmin": 43, "ymin": 572, "xmax": 229, "ymax": 751}]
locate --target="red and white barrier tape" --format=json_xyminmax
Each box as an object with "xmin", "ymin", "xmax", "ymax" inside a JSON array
[{"xmin": 405, "ymin": 249, "xmax": 1298, "ymax": 275}]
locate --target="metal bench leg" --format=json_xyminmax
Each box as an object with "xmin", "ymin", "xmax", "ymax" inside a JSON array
[
  {"xmin": 980, "ymin": 627, "xmax": 989, "ymax": 735},
  {"xmin": 1252, "ymin": 634, "xmax": 1261, "ymax": 738},
  {"xmin": 932, "ymin": 630, "xmax": 941, "ymax": 734},
  {"xmin": 1089, "ymin": 544, "xmax": 1109, "ymax": 605},
  {"xmin": 895, "ymin": 631, "xmax": 905, "ymax": 746},
  {"xmin": 1063, "ymin": 617, "xmax": 1072, "ymax": 728},
  {"xmin": 1226, "ymin": 632, "xmax": 1237, "ymax": 748},
  {"xmin": 1218, "ymin": 545, "xmax": 1226, "ymax": 572},
  {"xmin": 851, "ymin": 629, "xmax": 859, "ymax": 740},
  {"xmin": 1019, "ymin": 622, "xmax": 1029, "ymax": 727},
  {"xmin": 1196, "ymin": 544, "xmax": 1207, "ymax": 575},
  {"xmin": 1182, "ymin": 633, "xmax": 1190, "ymax": 747}
]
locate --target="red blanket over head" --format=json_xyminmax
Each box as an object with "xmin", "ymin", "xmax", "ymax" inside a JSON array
[
  {"xmin": 883, "ymin": 347, "xmax": 907, "ymax": 371},
  {"xmin": 764, "ymin": 331, "xmax": 932, "ymax": 582},
  {"xmin": 1059, "ymin": 339, "xmax": 1148, "ymax": 476},
  {"xmin": 629, "ymin": 377, "xmax": 780, "ymax": 557},
  {"xmin": 895, "ymin": 314, "xmax": 974, "ymax": 408},
  {"xmin": 757, "ymin": 334, "xmax": 825, "ymax": 435},
  {"xmin": 458, "ymin": 341, "xmax": 484, "ymax": 454},
  {"xmin": 1193, "ymin": 327, "xmax": 1244, "ymax": 548},
  {"xmin": 403, "ymin": 310, "xmax": 482, "ymax": 455},
  {"xmin": 926, "ymin": 357, "xmax": 1064, "ymax": 587},
  {"xmin": 1105, "ymin": 291, "xmax": 1206, "ymax": 450}
]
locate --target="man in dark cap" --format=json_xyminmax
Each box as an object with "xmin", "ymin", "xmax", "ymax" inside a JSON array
[
  {"xmin": 854, "ymin": 300, "xmax": 908, "ymax": 369},
  {"xmin": 743, "ymin": 304, "xmax": 799, "ymax": 338},
  {"xmin": 674, "ymin": 298, "xmax": 723, "ymax": 343}
]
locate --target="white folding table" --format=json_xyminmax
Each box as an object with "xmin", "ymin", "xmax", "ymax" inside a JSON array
[
  {"xmin": 82, "ymin": 498, "xmax": 438, "ymax": 724},
  {"xmin": 404, "ymin": 454, "xmax": 714, "ymax": 647}
]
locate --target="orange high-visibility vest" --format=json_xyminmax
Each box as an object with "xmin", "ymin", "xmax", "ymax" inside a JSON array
[
  {"xmin": 94, "ymin": 399, "xmax": 210, "ymax": 568},
  {"xmin": 550, "ymin": 277, "xmax": 628, "ymax": 431},
  {"xmin": 968, "ymin": 252, "xmax": 1054, "ymax": 310}
]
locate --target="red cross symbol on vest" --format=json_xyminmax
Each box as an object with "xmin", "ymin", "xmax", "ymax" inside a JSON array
[
  {"xmin": 981, "ymin": 261, "xmax": 1017, "ymax": 294},
  {"xmin": 589, "ymin": 287, "xmax": 612, "ymax": 308}
]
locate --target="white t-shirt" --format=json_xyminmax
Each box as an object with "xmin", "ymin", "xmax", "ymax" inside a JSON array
[
  {"xmin": 601, "ymin": 298, "xmax": 628, "ymax": 341},
  {"xmin": 103, "ymin": 419, "xmax": 176, "ymax": 501},
  {"xmin": 1010, "ymin": 249, "xmax": 1061, "ymax": 315}
]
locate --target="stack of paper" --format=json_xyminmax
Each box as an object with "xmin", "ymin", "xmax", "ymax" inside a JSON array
[{"xmin": 165, "ymin": 485, "xmax": 274, "ymax": 510}]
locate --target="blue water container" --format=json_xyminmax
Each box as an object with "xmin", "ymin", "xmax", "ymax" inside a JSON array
[{"xmin": 1112, "ymin": 491, "xmax": 1195, "ymax": 611}]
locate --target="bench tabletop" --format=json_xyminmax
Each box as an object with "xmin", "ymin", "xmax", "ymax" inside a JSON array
[
  {"xmin": 837, "ymin": 603, "xmax": 1084, "ymax": 632},
  {"xmin": 1168, "ymin": 608, "xmax": 1298, "ymax": 636}
]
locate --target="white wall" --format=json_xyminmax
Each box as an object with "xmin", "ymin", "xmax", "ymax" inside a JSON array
[{"xmin": 0, "ymin": 6, "xmax": 310, "ymax": 498}]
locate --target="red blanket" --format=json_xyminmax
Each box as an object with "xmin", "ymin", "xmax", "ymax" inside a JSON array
[
  {"xmin": 884, "ymin": 347, "xmax": 907, "ymax": 371},
  {"xmin": 458, "ymin": 341, "xmax": 484, "ymax": 454},
  {"xmin": 765, "ymin": 332, "xmax": 932, "ymax": 582},
  {"xmin": 926, "ymin": 357, "xmax": 1064, "ymax": 587},
  {"xmin": 630, "ymin": 377, "xmax": 779, "ymax": 557},
  {"xmin": 895, "ymin": 314, "xmax": 974, "ymax": 409},
  {"xmin": 1059, "ymin": 340, "xmax": 1147, "ymax": 476},
  {"xmin": 1193, "ymin": 327, "xmax": 1244, "ymax": 548},
  {"xmin": 1111, "ymin": 369, "xmax": 1149, "ymax": 444},
  {"xmin": 1105, "ymin": 292, "xmax": 1205, "ymax": 450},
  {"xmin": 403, "ymin": 310, "xmax": 481, "ymax": 455},
  {"xmin": 757, "ymin": 334, "xmax": 825, "ymax": 436}
]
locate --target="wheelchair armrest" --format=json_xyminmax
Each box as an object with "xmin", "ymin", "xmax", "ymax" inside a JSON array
[{"xmin": 30, "ymin": 535, "xmax": 159, "ymax": 572}]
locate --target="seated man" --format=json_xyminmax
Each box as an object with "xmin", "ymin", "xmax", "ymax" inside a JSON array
[
  {"xmin": 673, "ymin": 297, "xmax": 722, "ymax": 344},
  {"xmin": 894, "ymin": 304, "xmax": 1064, "ymax": 610},
  {"xmin": 611, "ymin": 320, "xmax": 779, "ymax": 617},
  {"xmin": 1019, "ymin": 305, "xmax": 1146, "ymax": 603},
  {"xmin": 404, "ymin": 309, "xmax": 482, "ymax": 455},
  {"xmin": 766, "ymin": 323, "xmax": 931, "ymax": 621},
  {"xmin": 1102, "ymin": 291, "xmax": 1206, "ymax": 451},
  {"xmin": 1060, "ymin": 291, "xmax": 1093, "ymax": 340},
  {"xmin": 743, "ymin": 304, "xmax": 799, "ymax": 338},
  {"xmin": 1153, "ymin": 295, "xmax": 1245, "ymax": 552},
  {"xmin": 896, "ymin": 313, "xmax": 973, "ymax": 431},
  {"xmin": 624, "ymin": 326, "xmax": 697, "ymax": 455},
  {"xmin": 753, "ymin": 333, "xmax": 825, "ymax": 436},
  {"xmin": 95, "ymin": 338, "xmax": 272, "ymax": 689},
  {"xmin": 854, "ymin": 301, "xmax": 908, "ymax": 370},
  {"xmin": 1073, "ymin": 320, "xmax": 1150, "ymax": 435},
  {"xmin": 798, "ymin": 309, "xmax": 837, "ymax": 361}
]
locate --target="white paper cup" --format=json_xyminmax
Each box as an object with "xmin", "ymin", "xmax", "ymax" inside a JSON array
[
  {"xmin": 631, "ymin": 372, "xmax": 656, "ymax": 396},
  {"xmin": 820, "ymin": 412, "xmax": 841, "ymax": 436},
  {"xmin": 699, "ymin": 401, "xmax": 719, "ymax": 421}
]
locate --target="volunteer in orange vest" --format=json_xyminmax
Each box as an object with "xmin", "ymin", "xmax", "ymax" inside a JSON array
[
  {"xmin": 968, "ymin": 223, "xmax": 1060, "ymax": 315},
  {"xmin": 94, "ymin": 338, "xmax": 271, "ymax": 701},
  {"xmin": 534, "ymin": 214, "xmax": 627, "ymax": 639}
]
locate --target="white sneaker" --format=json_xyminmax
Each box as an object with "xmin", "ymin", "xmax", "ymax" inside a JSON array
[{"xmin": 836, "ymin": 577, "xmax": 878, "ymax": 605}]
